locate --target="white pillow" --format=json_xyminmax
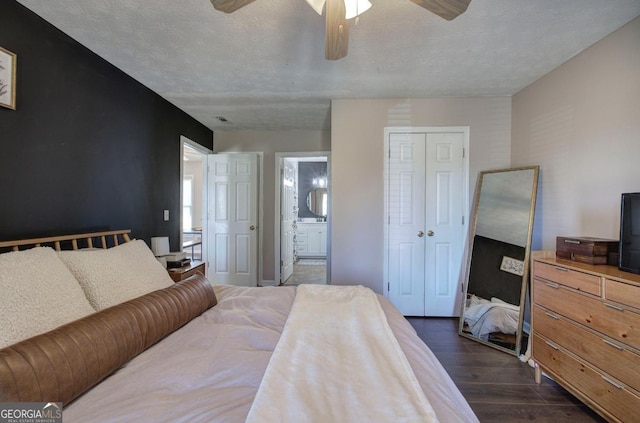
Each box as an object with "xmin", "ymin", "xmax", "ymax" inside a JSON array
[
  {"xmin": 58, "ymin": 240, "xmax": 174, "ymax": 310},
  {"xmin": 0, "ymin": 247, "xmax": 95, "ymax": 348}
]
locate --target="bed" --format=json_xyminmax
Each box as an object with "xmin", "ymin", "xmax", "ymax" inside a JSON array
[{"xmin": 0, "ymin": 230, "xmax": 478, "ymax": 422}]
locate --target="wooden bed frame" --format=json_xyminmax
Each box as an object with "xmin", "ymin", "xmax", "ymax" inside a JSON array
[{"xmin": 0, "ymin": 229, "xmax": 131, "ymax": 252}]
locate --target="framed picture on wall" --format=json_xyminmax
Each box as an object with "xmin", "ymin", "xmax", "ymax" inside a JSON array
[
  {"xmin": 0, "ymin": 46, "xmax": 17, "ymax": 110},
  {"xmin": 500, "ymin": 256, "xmax": 524, "ymax": 276}
]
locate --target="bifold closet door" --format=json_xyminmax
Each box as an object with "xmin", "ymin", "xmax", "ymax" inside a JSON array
[{"xmin": 387, "ymin": 131, "xmax": 464, "ymax": 316}]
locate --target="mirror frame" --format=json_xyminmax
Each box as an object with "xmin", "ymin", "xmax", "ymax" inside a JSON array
[{"xmin": 458, "ymin": 165, "xmax": 540, "ymax": 356}]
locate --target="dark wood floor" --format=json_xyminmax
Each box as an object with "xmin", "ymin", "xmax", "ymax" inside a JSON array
[{"xmin": 408, "ymin": 317, "xmax": 606, "ymax": 423}]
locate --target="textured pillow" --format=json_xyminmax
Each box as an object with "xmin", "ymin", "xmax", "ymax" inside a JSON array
[
  {"xmin": 58, "ymin": 240, "xmax": 174, "ymax": 310},
  {"xmin": 0, "ymin": 247, "xmax": 95, "ymax": 349},
  {"xmin": 0, "ymin": 274, "xmax": 217, "ymax": 405}
]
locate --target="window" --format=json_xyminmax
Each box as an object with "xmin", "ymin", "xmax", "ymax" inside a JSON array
[{"xmin": 183, "ymin": 176, "xmax": 193, "ymax": 231}]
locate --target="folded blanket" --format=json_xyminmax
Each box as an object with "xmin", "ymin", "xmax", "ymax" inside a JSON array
[{"xmin": 246, "ymin": 284, "xmax": 438, "ymax": 423}]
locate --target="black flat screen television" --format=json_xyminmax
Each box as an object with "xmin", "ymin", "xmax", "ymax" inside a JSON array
[{"xmin": 619, "ymin": 192, "xmax": 640, "ymax": 274}]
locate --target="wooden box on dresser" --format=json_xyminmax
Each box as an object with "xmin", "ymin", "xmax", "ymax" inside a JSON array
[{"xmin": 531, "ymin": 251, "xmax": 640, "ymax": 422}]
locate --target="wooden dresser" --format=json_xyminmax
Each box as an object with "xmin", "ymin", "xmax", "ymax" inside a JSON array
[{"xmin": 531, "ymin": 251, "xmax": 640, "ymax": 422}]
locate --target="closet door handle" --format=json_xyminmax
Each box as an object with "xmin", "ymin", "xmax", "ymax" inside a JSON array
[{"xmin": 417, "ymin": 231, "xmax": 425, "ymax": 237}]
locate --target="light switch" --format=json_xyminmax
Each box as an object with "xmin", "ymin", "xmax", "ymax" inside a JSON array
[{"xmin": 163, "ymin": 210, "xmax": 170, "ymax": 221}]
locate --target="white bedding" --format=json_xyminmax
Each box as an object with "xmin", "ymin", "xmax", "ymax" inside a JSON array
[
  {"xmin": 246, "ymin": 285, "xmax": 438, "ymax": 422},
  {"xmin": 64, "ymin": 285, "xmax": 478, "ymax": 422}
]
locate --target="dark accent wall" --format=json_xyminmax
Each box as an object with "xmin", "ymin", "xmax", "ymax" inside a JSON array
[
  {"xmin": 467, "ymin": 235, "xmax": 526, "ymax": 306},
  {"xmin": 298, "ymin": 162, "xmax": 327, "ymax": 219},
  {"xmin": 0, "ymin": 1, "xmax": 212, "ymax": 250}
]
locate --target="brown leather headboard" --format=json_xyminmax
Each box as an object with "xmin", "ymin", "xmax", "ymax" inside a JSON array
[{"xmin": 0, "ymin": 274, "xmax": 216, "ymax": 405}]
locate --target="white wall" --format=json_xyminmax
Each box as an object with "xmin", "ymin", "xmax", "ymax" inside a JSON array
[
  {"xmin": 214, "ymin": 130, "xmax": 330, "ymax": 282},
  {"xmin": 212, "ymin": 17, "xmax": 640, "ymax": 291},
  {"xmin": 331, "ymin": 98, "xmax": 513, "ymax": 294},
  {"xmin": 512, "ymin": 17, "xmax": 640, "ymax": 251}
]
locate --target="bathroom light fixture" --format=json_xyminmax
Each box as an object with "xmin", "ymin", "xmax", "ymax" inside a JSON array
[{"xmin": 313, "ymin": 177, "xmax": 327, "ymax": 187}]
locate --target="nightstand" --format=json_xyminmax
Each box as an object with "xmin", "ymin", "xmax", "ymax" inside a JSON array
[{"xmin": 168, "ymin": 261, "xmax": 205, "ymax": 282}]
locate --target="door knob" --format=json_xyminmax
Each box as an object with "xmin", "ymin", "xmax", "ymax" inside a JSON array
[
  {"xmin": 250, "ymin": 225, "xmax": 256, "ymax": 231},
  {"xmin": 417, "ymin": 231, "xmax": 425, "ymax": 237},
  {"xmin": 427, "ymin": 230, "xmax": 435, "ymax": 237}
]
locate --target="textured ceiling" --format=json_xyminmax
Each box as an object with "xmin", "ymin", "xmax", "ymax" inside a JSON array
[{"xmin": 16, "ymin": 0, "xmax": 640, "ymax": 131}]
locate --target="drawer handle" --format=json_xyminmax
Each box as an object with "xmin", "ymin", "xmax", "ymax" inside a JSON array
[
  {"xmin": 545, "ymin": 340, "xmax": 560, "ymax": 350},
  {"xmin": 603, "ymin": 339, "xmax": 624, "ymax": 351},
  {"xmin": 604, "ymin": 303, "xmax": 625, "ymax": 312},
  {"xmin": 602, "ymin": 376, "xmax": 624, "ymax": 390},
  {"xmin": 553, "ymin": 266, "xmax": 569, "ymax": 272},
  {"xmin": 564, "ymin": 239, "xmax": 581, "ymax": 245},
  {"xmin": 545, "ymin": 282, "xmax": 560, "ymax": 289},
  {"xmin": 545, "ymin": 312, "xmax": 560, "ymax": 320}
]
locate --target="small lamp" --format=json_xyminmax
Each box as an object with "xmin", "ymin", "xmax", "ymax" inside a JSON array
[{"xmin": 151, "ymin": 237, "xmax": 170, "ymax": 256}]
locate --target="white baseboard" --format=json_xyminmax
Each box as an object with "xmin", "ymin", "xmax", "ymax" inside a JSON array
[{"xmin": 260, "ymin": 279, "xmax": 277, "ymax": 287}]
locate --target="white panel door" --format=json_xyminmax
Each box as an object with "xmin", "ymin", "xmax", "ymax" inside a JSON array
[
  {"xmin": 387, "ymin": 130, "xmax": 465, "ymax": 316},
  {"xmin": 280, "ymin": 159, "xmax": 296, "ymax": 283},
  {"xmin": 424, "ymin": 133, "xmax": 465, "ymax": 316},
  {"xmin": 207, "ymin": 153, "xmax": 258, "ymax": 286},
  {"xmin": 387, "ymin": 133, "xmax": 427, "ymax": 316}
]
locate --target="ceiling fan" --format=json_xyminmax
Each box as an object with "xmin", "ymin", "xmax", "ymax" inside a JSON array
[{"xmin": 210, "ymin": 0, "xmax": 471, "ymax": 60}]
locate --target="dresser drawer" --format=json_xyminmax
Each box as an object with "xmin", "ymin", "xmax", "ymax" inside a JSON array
[
  {"xmin": 534, "ymin": 279, "xmax": 640, "ymax": 351},
  {"xmin": 605, "ymin": 279, "xmax": 640, "ymax": 311},
  {"xmin": 533, "ymin": 261, "xmax": 601, "ymax": 295},
  {"xmin": 534, "ymin": 334, "xmax": 640, "ymax": 423},
  {"xmin": 534, "ymin": 305, "xmax": 640, "ymax": 392}
]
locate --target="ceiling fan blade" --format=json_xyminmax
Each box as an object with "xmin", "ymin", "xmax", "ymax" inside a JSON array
[
  {"xmin": 325, "ymin": 0, "xmax": 349, "ymax": 60},
  {"xmin": 410, "ymin": 0, "xmax": 471, "ymax": 21},
  {"xmin": 210, "ymin": 0, "xmax": 257, "ymax": 13}
]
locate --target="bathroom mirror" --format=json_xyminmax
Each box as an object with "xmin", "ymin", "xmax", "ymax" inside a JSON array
[
  {"xmin": 307, "ymin": 188, "xmax": 328, "ymax": 217},
  {"xmin": 459, "ymin": 166, "xmax": 539, "ymax": 356}
]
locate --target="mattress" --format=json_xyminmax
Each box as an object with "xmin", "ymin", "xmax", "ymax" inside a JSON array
[{"xmin": 64, "ymin": 285, "xmax": 477, "ymax": 422}]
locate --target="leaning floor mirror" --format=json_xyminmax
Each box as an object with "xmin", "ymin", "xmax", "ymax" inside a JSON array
[{"xmin": 459, "ymin": 166, "xmax": 539, "ymax": 356}]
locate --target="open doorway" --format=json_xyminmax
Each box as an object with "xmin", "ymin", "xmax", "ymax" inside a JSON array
[
  {"xmin": 275, "ymin": 153, "xmax": 330, "ymax": 286},
  {"xmin": 180, "ymin": 137, "xmax": 210, "ymax": 266}
]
